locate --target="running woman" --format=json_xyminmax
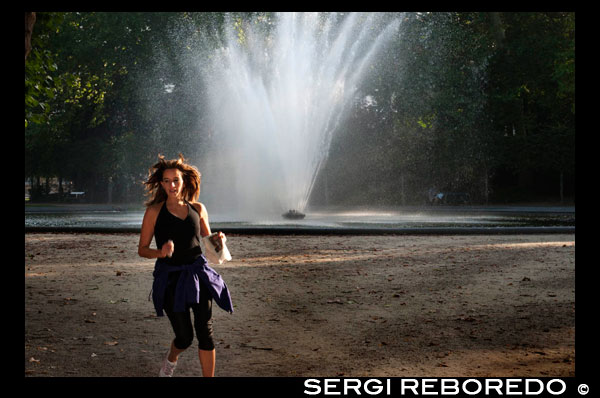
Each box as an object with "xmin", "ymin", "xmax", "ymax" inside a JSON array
[{"xmin": 138, "ymin": 154, "xmax": 233, "ymax": 377}]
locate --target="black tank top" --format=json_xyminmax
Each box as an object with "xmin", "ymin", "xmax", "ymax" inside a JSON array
[{"xmin": 154, "ymin": 201, "xmax": 203, "ymax": 266}]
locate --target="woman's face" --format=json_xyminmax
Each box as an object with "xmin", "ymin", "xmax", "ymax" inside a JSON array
[{"xmin": 161, "ymin": 168, "xmax": 184, "ymax": 200}]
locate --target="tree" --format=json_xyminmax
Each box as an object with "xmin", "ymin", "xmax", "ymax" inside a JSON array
[
  {"xmin": 25, "ymin": 12, "xmax": 65, "ymax": 127},
  {"xmin": 25, "ymin": 12, "xmax": 575, "ymax": 205},
  {"xmin": 25, "ymin": 12, "xmax": 36, "ymax": 62},
  {"xmin": 486, "ymin": 12, "xmax": 574, "ymax": 202}
]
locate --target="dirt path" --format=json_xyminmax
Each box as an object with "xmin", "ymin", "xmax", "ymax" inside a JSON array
[{"xmin": 25, "ymin": 232, "xmax": 575, "ymax": 377}]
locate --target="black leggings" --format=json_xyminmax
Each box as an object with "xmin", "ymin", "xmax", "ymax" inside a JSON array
[{"xmin": 163, "ymin": 277, "xmax": 214, "ymax": 351}]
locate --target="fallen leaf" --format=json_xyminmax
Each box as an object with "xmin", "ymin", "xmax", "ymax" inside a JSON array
[{"xmin": 104, "ymin": 341, "xmax": 119, "ymax": 346}]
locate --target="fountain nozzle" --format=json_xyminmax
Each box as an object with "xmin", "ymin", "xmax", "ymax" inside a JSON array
[{"xmin": 282, "ymin": 209, "xmax": 306, "ymax": 220}]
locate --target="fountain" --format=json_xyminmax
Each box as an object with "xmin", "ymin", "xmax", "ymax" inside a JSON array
[
  {"xmin": 199, "ymin": 13, "xmax": 401, "ymax": 221},
  {"xmin": 23, "ymin": 13, "xmax": 575, "ymax": 233}
]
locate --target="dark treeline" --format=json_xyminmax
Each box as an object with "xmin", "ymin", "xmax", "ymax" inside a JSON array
[{"xmin": 25, "ymin": 12, "xmax": 574, "ymax": 206}]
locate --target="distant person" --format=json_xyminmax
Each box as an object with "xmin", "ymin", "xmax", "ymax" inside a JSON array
[
  {"xmin": 428, "ymin": 188, "xmax": 437, "ymax": 204},
  {"xmin": 435, "ymin": 192, "xmax": 444, "ymax": 204},
  {"xmin": 138, "ymin": 154, "xmax": 233, "ymax": 377}
]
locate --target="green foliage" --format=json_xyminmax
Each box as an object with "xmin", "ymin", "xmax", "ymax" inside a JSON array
[
  {"xmin": 25, "ymin": 12, "xmax": 575, "ymax": 204},
  {"xmin": 320, "ymin": 12, "xmax": 574, "ymax": 205},
  {"xmin": 25, "ymin": 12, "xmax": 64, "ymax": 127},
  {"xmin": 486, "ymin": 12, "xmax": 574, "ymax": 181}
]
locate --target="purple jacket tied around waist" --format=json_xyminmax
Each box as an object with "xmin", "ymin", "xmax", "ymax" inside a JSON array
[{"xmin": 152, "ymin": 255, "xmax": 233, "ymax": 316}]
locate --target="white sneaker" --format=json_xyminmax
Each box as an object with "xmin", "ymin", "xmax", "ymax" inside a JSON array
[{"xmin": 159, "ymin": 355, "xmax": 177, "ymax": 377}]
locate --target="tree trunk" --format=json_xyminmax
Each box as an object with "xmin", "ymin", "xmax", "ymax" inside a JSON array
[
  {"xmin": 25, "ymin": 12, "xmax": 36, "ymax": 63},
  {"xmin": 559, "ymin": 171, "xmax": 564, "ymax": 204},
  {"xmin": 324, "ymin": 171, "xmax": 329, "ymax": 206},
  {"xmin": 490, "ymin": 12, "xmax": 506, "ymax": 50},
  {"xmin": 483, "ymin": 166, "xmax": 489, "ymax": 205},
  {"xmin": 58, "ymin": 176, "xmax": 63, "ymax": 200},
  {"xmin": 400, "ymin": 173, "xmax": 406, "ymax": 206},
  {"xmin": 107, "ymin": 177, "xmax": 113, "ymax": 204}
]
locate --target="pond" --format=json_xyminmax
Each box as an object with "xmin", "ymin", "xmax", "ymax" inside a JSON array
[{"xmin": 25, "ymin": 204, "xmax": 575, "ymax": 234}]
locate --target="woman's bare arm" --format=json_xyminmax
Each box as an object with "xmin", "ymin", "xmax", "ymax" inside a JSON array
[{"xmin": 193, "ymin": 202, "xmax": 212, "ymax": 238}]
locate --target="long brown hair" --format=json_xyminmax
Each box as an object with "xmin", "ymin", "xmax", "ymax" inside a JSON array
[{"xmin": 143, "ymin": 154, "xmax": 201, "ymax": 206}]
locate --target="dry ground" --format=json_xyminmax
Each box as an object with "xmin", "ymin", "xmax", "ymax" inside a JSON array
[{"xmin": 25, "ymin": 232, "xmax": 575, "ymax": 377}]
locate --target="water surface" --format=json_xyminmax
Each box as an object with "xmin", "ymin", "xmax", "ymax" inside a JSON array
[{"xmin": 25, "ymin": 204, "xmax": 575, "ymax": 232}]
